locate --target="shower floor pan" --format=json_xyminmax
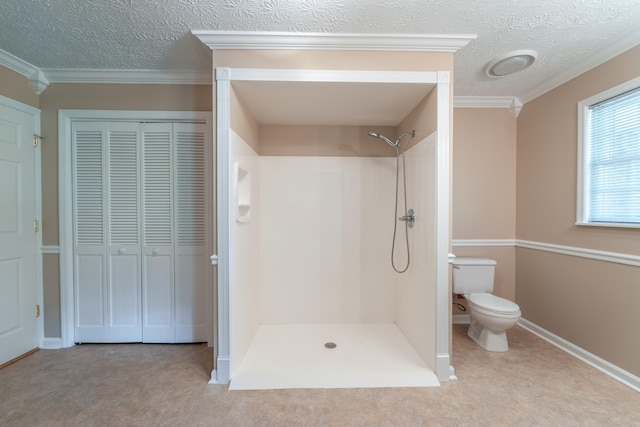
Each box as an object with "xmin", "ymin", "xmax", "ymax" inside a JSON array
[{"xmin": 229, "ymin": 323, "xmax": 440, "ymax": 390}]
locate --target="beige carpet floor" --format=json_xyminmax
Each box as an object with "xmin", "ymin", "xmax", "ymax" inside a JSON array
[{"xmin": 1, "ymin": 324, "xmax": 639, "ymax": 426}]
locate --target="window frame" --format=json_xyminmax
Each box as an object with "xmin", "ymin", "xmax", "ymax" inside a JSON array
[{"xmin": 576, "ymin": 75, "xmax": 640, "ymax": 229}]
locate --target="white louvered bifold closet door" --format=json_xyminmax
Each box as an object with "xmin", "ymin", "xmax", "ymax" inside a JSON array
[
  {"xmin": 174, "ymin": 123, "xmax": 208, "ymax": 342},
  {"xmin": 74, "ymin": 122, "xmax": 142, "ymax": 343},
  {"xmin": 74, "ymin": 120, "xmax": 209, "ymax": 344},
  {"xmin": 141, "ymin": 123, "xmax": 175, "ymax": 342}
]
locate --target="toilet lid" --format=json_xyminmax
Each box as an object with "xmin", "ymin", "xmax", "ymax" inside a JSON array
[{"xmin": 469, "ymin": 293, "xmax": 520, "ymax": 315}]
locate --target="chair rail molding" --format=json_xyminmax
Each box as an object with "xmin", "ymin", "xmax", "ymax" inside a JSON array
[{"xmin": 452, "ymin": 239, "xmax": 640, "ymax": 267}]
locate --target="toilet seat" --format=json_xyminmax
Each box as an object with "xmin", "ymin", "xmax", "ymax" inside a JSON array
[{"xmin": 468, "ymin": 293, "xmax": 520, "ymax": 316}]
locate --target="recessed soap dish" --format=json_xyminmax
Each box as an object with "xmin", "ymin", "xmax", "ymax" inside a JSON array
[{"xmin": 235, "ymin": 162, "xmax": 250, "ymax": 223}]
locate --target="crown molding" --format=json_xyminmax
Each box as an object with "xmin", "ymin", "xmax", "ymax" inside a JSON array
[
  {"xmin": 0, "ymin": 47, "xmax": 36, "ymax": 76},
  {"xmin": 192, "ymin": 31, "xmax": 476, "ymax": 53},
  {"xmin": 41, "ymin": 69, "xmax": 212, "ymax": 85},
  {"xmin": 0, "ymin": 48, "xmax": 49, "ymax": 94},
  {"xmin": 519, "ymin": 28, "xmax": 640, "ymax": 104},
  {"xmin": 453, "ymin": 96, "xmax": 523, "ymax": 117},
  {"xmin": 454, "ymin": 96, "xmax": 514, "ymax": 108}
]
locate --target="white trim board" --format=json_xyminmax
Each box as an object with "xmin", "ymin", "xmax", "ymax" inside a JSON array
[
  {"xmin": 452, "ymin": 239, "xmax": 516, "ymax": 247},
  {"xmin": 516, "ymin": 239, "xmax": 640, "ymax": 267},
  {"xmin": 452, "ymin": 239, "xmax": 640, "ymax": 267},
  {"xmin": 0, "ymin": 48, "xmax": 49, "ymax": 94},
  {"xmin": 42, "ymin": 69, "xmax": 212, "ymax": 85},
  {"xmin": 453, "ymin": 96, "xmax": 523, "ymax": 117},
  {"xmin": 452, "ymin": 314, "xmax": 470, "ymax": 324},
  {"xmin": 227, "ymin": 67, "xmax": 438, "ymax": 83},
  {"xmin": 40, "ymin": 338, "xmax": 63, "ymax": 350},
  {"xmin": 518, "ymin": 318, "xmax": 640, "ymax": 393},
  {"xmin": 193, "ymin": 31, "xmax": 476, "ymax": 53}
]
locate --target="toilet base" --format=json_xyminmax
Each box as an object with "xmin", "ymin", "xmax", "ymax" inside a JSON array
[{"xmin": 467, "ymin": 316, "xmax": 510, "ymax": 352}]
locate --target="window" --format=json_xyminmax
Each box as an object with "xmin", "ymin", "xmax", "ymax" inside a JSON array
[{"xmin": 577, "ymin": 76, "xmax": 640, "ymax": 228}]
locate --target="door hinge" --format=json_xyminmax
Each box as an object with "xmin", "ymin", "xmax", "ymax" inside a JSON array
[
  {"xmin": 33, "ymin": 134, "xmax": 41, "ymax": 147},
  {"xmin": 35, "ymin": 304, "xmax": 40, "ymax": 318},
  {"xmin": 34, "ymin": 220, "xmax": 39, "ymax": 233}
]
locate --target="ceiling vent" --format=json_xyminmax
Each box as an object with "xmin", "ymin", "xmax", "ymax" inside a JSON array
[{"xmin": 484, "ymin": 49, "xmax": 538, "ymax": 78}]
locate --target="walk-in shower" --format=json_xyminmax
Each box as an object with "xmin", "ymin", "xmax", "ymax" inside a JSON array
[
  {"xmin": 368, "ymin": 130, "xmax": 416, "ymax": 273},
  {"xmin": 210, "ymin": 63, "xmax": 454, "ymax": 391}
]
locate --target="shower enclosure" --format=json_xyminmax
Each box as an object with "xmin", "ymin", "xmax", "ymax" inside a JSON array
[
  {"xmin": 194, "ymin": 29, "xmax": 470, "ymax": 389},
  {"xmin": 208, "ymin": 67, "xmax": 451, "ymax": 390}
]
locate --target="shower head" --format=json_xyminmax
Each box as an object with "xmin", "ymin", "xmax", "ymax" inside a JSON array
[
  {"xmin": 367, "ymin": 131, "xmax": 397, "ymax": 147},
  {"xmin": 368, "ymin": 130, "xmax": 416, "ymax": 148}
]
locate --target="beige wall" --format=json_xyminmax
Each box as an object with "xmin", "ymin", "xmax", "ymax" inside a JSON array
[
  {"xmin": 516, "ymin": 45, "xmax": 640, "ymax": 376},
  {"xmin": 453, "ymin": 109, "xmax": 517, "ymax": 240},
  {"xmin": 0, "ymin": 66, "xmax": 39, "ymax": 108},
  {"xmin": 517, "ymin": 45, "xmax": 640, "ymax": 254},
  {"xmin": 258, "ymin": 125, "xmax": 398, "ymax": 157},
  {"xmin": 230, "ymin": 85, "xmax": 259, "ymax": 152},
  {"xmin": 399, "ymin": 87, "xmax": 439, "ymax": 151},
  {"xmin": 452, "ymin": 108, "xmax": 518, "ymax": 312},
  {"xmin": 212, "ymin": 50, "xmax": 452, "ymax": 72},
  {"xmin": 38, "ymin": 83, "xmax": 211, "ymax": 337}
]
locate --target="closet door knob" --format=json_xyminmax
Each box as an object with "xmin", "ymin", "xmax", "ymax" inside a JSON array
[
  {"xmin": 152, "ymin": 248, "xmax": 160, "ymax": 256},
  {"xmin": 118, "ymin": 247, "xmax": 127, "ymax": 254}
]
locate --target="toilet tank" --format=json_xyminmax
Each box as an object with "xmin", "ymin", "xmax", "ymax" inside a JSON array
[{"xmin": 451, "ymin": 258, "xmax": 496, "ymax": 294}]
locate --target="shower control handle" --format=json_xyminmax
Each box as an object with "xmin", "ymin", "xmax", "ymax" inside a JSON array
[{"xmin": 399, "ymin": 209, "xmax": 415, "ymax": 228}]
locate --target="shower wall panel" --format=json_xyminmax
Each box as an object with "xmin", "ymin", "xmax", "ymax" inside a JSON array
[
  {"xmin": 395, "ymin": 134, "xmax": 438, "ymax": 369},
  {"xmin": 259, "ymin": 156, "xmax": 397, "ymax": 324},
  {"xmin": 229, "ymin": 129, "xmax": 261, "ymax": 374}
]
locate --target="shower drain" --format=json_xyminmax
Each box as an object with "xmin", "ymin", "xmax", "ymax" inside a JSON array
[{"xmin": 324, "ymin": 342, "xmax": 337, "ymax": 349}]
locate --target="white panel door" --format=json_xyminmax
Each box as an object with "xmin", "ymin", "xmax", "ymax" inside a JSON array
[
  {"xmin": 174, "ymin": 123, "xmax": 209, "ymax": 342},
  {"xmin": 141, "ymin": 123, "xmax": 175, "ymax": 343},
  {"xmin": 0, "ymin": 100, "xmax": 38, "ymax": 364}
]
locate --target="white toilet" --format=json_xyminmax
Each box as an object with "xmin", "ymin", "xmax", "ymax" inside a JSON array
[{"xmin": 452, "ymin": 257, "xmax": 521, "ymax": 352}]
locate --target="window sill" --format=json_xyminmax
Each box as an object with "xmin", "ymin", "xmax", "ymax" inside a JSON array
[{"xmin": 575, "ymin": 221, "xmax": 640, "ymax": 230}]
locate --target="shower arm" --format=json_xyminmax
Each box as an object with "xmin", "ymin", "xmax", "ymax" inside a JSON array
[{"xmin": 395, "ymin": 130, "xmax": 416, "ymax": 146}]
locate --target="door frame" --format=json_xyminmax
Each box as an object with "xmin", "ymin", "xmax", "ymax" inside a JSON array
[
  {"xmin": 58, "ymin": 110, "xmax": 213, "ymax": 348},
  {"xmin": 0, "ymin": 94, "xmax": 43, "ymax": 351}
]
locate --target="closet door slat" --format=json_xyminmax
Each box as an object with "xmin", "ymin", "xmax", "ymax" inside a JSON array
[
  {"xmin": 143, "ymin": 130, "xmax": 173, "ymax": 246},
  {"xmin": 74, "ymin": 129, "xmax": 104, "ymax": 245},
  {"xmin": 108, "ymin": 129, "xmax": 140, "ymax": 245},
  {"xmin": 176, "ymin": 129, "xmax": 206, "ymax": 246}
]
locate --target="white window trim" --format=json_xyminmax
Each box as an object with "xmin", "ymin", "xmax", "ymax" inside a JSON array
[{"xmin": 576, "ymin": 75, "xmax": 640, "ymax": 229}]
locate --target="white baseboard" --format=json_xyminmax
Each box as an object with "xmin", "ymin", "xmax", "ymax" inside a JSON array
[
  {"xmin": 452, "ymin": 314, "xmax": 470, "ymax": 324},
  {"xmin": 209, "ymin": 356, "xmax": 231, "ymax": 385},
  {"xmin": 518, "ymin": 318, "xmax": 640, "ymax": 392},
  {"xmin": 40, "ymin": 337, "xmax": 63, "ymax": 349}
]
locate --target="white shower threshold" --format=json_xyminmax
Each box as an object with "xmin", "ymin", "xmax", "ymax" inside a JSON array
[{"xmin": 229, "ymin": 323, "xmax": 440, "ymax": 390}]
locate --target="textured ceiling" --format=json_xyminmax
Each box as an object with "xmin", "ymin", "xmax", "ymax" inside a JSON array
[{"xmin": 1, "ymin": 0, "xmax": 639, "ymax": 100}]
